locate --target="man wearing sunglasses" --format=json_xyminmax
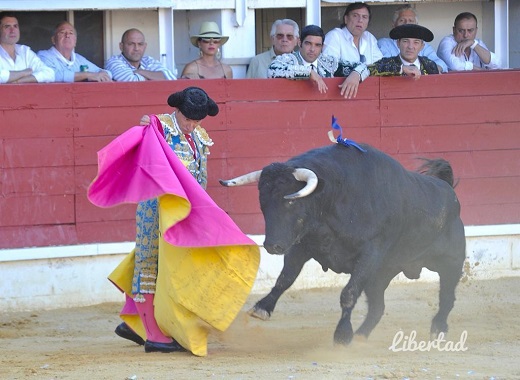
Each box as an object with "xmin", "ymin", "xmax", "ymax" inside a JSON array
[
  {"xmin": 246, "ymin": 19, "xmax": 299, "ymax": 79},
  {"xmin": 268, "ymin": 25, "xmax": 369, "ymax": 99}
]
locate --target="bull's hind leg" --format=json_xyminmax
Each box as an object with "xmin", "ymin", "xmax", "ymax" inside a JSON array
[
  {"xmin": 430, "ymin": 262, "xmax": 463, "ymax": 338},
  {"xmin": 355, "ymin": 270, "xmax": 398, "ymax": 339},
  {"xmin": 249, "ymin": 250, "xmax": 309, "ymax": 320}
]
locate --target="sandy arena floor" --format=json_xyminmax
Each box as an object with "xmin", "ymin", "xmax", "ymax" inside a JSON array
[{"xmin": 1, "ymin": 277, "xmax": 519, "ymax": 380}]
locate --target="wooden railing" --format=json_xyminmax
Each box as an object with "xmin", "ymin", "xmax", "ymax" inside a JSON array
[{"xmin": 1, "ymin": 70, "xmax": 519, "ymax": 249}]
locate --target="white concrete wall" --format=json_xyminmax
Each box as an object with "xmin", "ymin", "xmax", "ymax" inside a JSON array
[{"xmin": 1, "ymin": 226, "xmax": 519, "ymax": 313}]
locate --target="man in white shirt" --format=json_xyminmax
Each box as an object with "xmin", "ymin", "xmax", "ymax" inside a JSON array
[
  {"xmin": 268, "ymin": 25, "xmax": 369, "ymax": 99},
  {"xmin": 0, "ymin": 12, "xmax": 55, "ymax": 84},
  {"xmin": 38, "ymin": 21, "xmax": 112, "ymax": 82},
  {"xmin": 323, "ymin": 2, "xmax": 382, "ymax": 65},
  {"xmin": 246, "ymin": 19, "xmax": 300, "ymax": 79},
  {"xmin": 105, "ymin": 28, "xmax": 176, "ymax": 81},
  {"xmin": 437, "ymin": 12, "xmax": 501, "ymax": 71},
  {"xmin": 377, "ymin": 5, "xmax": 447, "ymax": 73}
]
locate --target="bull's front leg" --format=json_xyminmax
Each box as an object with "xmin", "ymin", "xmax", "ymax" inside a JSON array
[
  {"xmin": 249, "ymin": 250, "xmax": 309, "ymax": 320},
  {"xmin": 334, "ymin": 250, "xmax": 382, "ymax": 345}
]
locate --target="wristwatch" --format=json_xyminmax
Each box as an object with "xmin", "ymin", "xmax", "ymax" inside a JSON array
[{"xmin": 470, "ymin": 40, "xmax": 478, "ymax": 49}]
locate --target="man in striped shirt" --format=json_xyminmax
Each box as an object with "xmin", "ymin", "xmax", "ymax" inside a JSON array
[{"xmin": 105, "ymin": 28, "xmax": 176, "ymax": 81}]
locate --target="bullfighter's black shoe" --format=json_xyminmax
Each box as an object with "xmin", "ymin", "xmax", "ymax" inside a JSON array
[
  {"xmin": 115, "ymin": 322, "xmax": 145, "ymax": 346},
  {"xmin": 144, "ymin": 339, "xmax": 186, "ymax": 353}
]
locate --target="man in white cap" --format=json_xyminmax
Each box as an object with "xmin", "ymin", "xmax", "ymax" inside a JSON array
[{"xmin": 370, "ymin": 24, "xmax": 439, "ymax": 79}]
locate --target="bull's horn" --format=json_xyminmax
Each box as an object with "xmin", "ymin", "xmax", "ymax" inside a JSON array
[
  {"xmin": 219, "ymin": 170, "xmax": 262, "ymax": 187},
  {"xmin": 284, "ymin": 168, "xmax": 318, "ymax": 199}
]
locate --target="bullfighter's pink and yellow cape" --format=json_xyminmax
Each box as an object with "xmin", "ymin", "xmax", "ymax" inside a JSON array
[{"xmin": 87, "ymin": 116, "xmax": 260, "ymax": 356}]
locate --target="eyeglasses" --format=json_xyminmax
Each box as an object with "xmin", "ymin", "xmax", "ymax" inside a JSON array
[
  {"xmin": 275, "ymin": 33, "xmax": 295, "ymax": 41},
  {"xmin": 200, "ymin": 38, "xmax": 221, "ymax": 44}
]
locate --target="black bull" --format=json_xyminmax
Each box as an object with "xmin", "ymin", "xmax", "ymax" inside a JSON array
[{"xmin": 220, "ymin": 143, "xmax": 466, "ymax": 345}]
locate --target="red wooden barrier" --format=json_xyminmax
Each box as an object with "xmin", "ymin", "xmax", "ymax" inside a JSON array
[{"xmin": 1, "ymin": 71, "xmax": 519, "ymax": 250}]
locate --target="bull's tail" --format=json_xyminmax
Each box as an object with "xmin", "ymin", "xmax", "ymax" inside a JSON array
[{"xmin": 417, "ymin": 158, "xmax": 456, "ymax": 188}]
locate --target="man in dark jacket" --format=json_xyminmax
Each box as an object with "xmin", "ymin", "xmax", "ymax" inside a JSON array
[{"xmin": 369, "ymin": 24, "xmax": 439, "ymax": 79}]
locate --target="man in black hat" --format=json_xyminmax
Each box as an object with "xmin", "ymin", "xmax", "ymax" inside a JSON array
[
  {"xmin": 114, "ymin": 86, "xmax": 219, "ymax": 353},
  {"xmin": 369, "ymin": 24, "xmax": 439, "ymax": 79}
]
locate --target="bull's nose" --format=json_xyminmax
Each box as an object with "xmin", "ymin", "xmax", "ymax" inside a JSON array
[{"xmin": 263, "ymin": 242, "xmax": 285, "ymax": 255}]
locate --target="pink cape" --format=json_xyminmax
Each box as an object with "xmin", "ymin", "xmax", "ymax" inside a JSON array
[{"xmin": 87, "ymin": 115, "xmax": 256, "ymax": 248}]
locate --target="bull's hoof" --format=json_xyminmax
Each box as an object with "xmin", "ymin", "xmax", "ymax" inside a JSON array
[
  {"xmin": 248, "ymin": 306, "xmax": 271, "ymax": 321},
  {"xmin": 430, "ymin": 316, "xmax": 448, "ymax": 339},
  {"xmin": 333, "ymin": 318, "xmax": 353, "ymax": 345},
  {"xmin": 333, "ymin": 328, "xmax": 353, "ymax": 346},
  {"xmin": 430, "ymin": 327, "xmax": 448, "ymax": 341}
]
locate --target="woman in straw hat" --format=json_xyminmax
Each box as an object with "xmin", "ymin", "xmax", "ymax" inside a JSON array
[{"xmin": 181, "ymin": 21, "xmax": 233, "ymax": 79}]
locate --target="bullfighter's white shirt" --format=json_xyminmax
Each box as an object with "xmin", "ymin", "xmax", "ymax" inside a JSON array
[
  {"xmin": 323, "ymin": 26, "xmax": 383, "ymax": 65},
  {"xmin": 0, "ymin": 44, "xmax": 55, "ymax": 83}
]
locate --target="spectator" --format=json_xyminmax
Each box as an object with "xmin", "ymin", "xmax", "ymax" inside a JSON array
[
  {"xmin": 369, "ymin": 24, "xmax": 439, "ymax": 79},
  {"xmin": 106, "ymin": 28, "xmax": 176, "ymax": 81},
  {"xmin": 437, "ymin": 12, "xmax": 501, "ymax": 71},
  {"xmin": 115, "ymin": 87, "xmax": 218, "ymax": 353},
  {"xmin": 268, "ymin": 25, "xmax": 369, "ymax": 99},
  {"xmin": 181, "ymin": 21, "xmax": 232, "ymax": 79},
  {"xmin": 377, "ymin": 5, "xmax": 447, "ymax": 73},
  {"xmin": 38, "ymin": 21, "xmax": 112, "ymax": 82},
  {"xmin": 246, "ymin": 19, "xmax": 299, "ymax": 79},
  {"xmin": 0, "ymin": 12, "xmax": 54, "ymax": 84},
  {"xmin": 323, "ymin": 2, "xmax": 382, "ymax": 64}
]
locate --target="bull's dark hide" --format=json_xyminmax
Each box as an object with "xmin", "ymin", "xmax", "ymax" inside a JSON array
[{"xmin": 222, "ymin": 143, "xmax": 466, "ymax": 346}]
